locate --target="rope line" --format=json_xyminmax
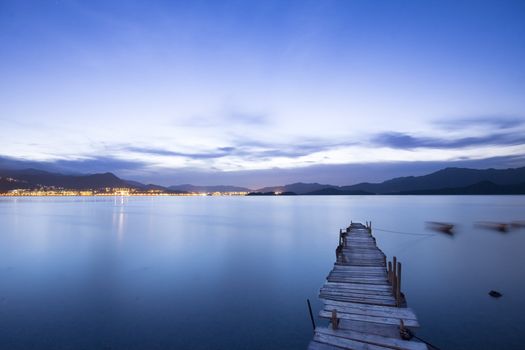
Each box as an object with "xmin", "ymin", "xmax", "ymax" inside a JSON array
[
  {"xmin": 374, "ymin": 227, "xmax": 435, "ymax": 237},
  {"xmin": 413, "ymin": 334, "xmax": 441, "ymax": 350}
]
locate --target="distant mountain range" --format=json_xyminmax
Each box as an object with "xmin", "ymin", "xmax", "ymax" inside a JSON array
[
  {"xmin": 259, "ymin": 166, "xmax": 525, "ymax": 195},
  {"xmin": 0, "ymin": 168, "xmax": 185, "ymax": 193},
  {"xmin": 0, "ymin": 168, "xmax": 128, "ymax": 191},
  {"xmin": 1, "ymin": 166, "xmax": 525, "ymax": 195}
]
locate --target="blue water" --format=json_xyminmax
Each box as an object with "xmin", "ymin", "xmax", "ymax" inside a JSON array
[{"xmin": 0, "ymin": 196, "xmax": 524, "ymax": 349}]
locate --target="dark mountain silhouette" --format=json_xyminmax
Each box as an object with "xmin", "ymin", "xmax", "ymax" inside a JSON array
[
  {"xmin": 124, "ymin": 180, "xmax": 169, "ymax": 191},
  {"xmin": 0, "ymin": 176, "xmax": 36, "ymax": 191},
  {"xmin": 340, "ymin": 167, "xmax": 525, "ymax": 194},
  {"xmin": 168, "ymin": 184, "xmax": 251, "ymax": 193},
  {"xmin": 1, "ymin": 166, "xmax": 525, "ymax": 195},
  {"xmin": 246, "ymin": 191, "xmax": 297, "ymax": 196},
  {"xmin": 393, "ymin": 180, "xmax": 525, "ymax": 195},
  {"xmin": 124, "ymin": 179, "xmax": 148, "ymax": 188},
  {"xmin": 304, "ymin": 188, "xmax": 374, "ymax": 195},
  {"xmin": 0, "ymin": 168, "xmax": 132, "ymax": 190},
  {"xmin": 256, "ymin": 182, "xmax": 337, "ymax": 195},
  {"xmin": 252, "ymin": 167, "xmax": 525, "ymax": 195}
]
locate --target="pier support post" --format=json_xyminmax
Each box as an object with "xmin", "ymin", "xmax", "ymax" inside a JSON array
[
  {"xmin": 396, "ymin": 262, "xmax": 402, "ymax": 306},
  {"xmin": 331, "ymin": 309, "xmax": 339, "ymax": 330},
  {"xmin": 391, "ymin": 257, "xmax": 397, "ymax": 299},
  {"xmin": 392, "ymin": 256, "xmax": 397, "ymax": 281},
  {"xmin": 388, "ymin": 261, "xmax": 392, "ymax": 283},
  {"xmin": 392, "ymin": 271, "xmax": 397, "ymax": 300}
]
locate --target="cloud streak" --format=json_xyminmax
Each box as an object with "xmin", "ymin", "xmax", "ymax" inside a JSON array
[
  {"xmin": 126, "ymin": 146, "xmax": 234, "ymax": 159},
  {"xmin": 373, "ymin": 130, "xmax": 525, "ymax": 150},
  {"xmin": 436, "ymin": 116, "xmax": 525, "ymax": 130},
  {"xmin": 123, "ymin": 138, "xmax": 359, "ymax": 161}
]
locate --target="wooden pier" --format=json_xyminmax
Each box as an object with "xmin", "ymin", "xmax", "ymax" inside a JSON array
[{"xmin": 308, "ymin": 222, "xmax": 428, "ymax": 350}]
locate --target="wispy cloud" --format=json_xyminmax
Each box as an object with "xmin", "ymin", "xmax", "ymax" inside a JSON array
[
  {"xmin": 435, "ymin": 116, "xmax": 525, "ymax": 130},
  {"xmin": 372, "ymin": 131, "xmax": 525, "ymax": 149},
  {"xmin": 122, "ymin": 138, "xmax": 359, "ymax": 162},
  {"xmin": 126, "ymin": 146, "xmax": 234, "ymax": 159},
  {"xmin": 0, "ymin": 155, "xmax": 148, "ymax": 175}
]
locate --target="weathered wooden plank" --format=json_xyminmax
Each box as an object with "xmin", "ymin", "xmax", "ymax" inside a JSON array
[
  {"xmin": 319, "ymin": 310, "xmax": 420, "ymax": 327},
  {"xmin": 343, "ymin": 240, "xmax": 376, "ymax": 244},
  {"xmin": 330, "ymin": 269, "xmax": 387, "ymax": 276},
  {"xmin": 315, "ymin": 327, "xmax": 428, "ymax": 350},
  {"xmin": 332, "ymin": 266, "xmax": 387, "ymax": 271},
  {"xmin": 337, "ymin": 319, "xmax": 400, "ymax": 338},
  {"xmin": 323, "ymin": 282, "xmax": 392, "ymax": 291},
  {"xmin": 328, "ymin": 274, "xmax": 388, "ymax": 282},
  {"xmin": 338, "ymin": 254, "xmax": 385, "ymax": 260},
  {"xmin": 345, "ymin": 237, "xmax": 375, "ymax": 241},
  {"xmin": 327, "ymin": 275, "xmax": 390, "ymax": 282},
  {"xmin": 326, "ymin": 277, "xmax": 390, "ymax": 285},
  {"xmin": 345, "ymin": 238, "xmax": 376, "ymax": 243},
  {"xmin": 328, "ymin": 274, "xmax": 388, "ymax": 280},
  {"xmin": 330, "ymin": 269, "xmax": 387, "ymax": 275},
  {"xmin": 314, "ymin": 333, "xmax": 393, "ymax": 350},
  {"xmin": 335, "ymin": 262, "xmax": 387, "ymax": 267},
  {"xmin": 337, "ymin": 257, "xmax": 385, "ymax": 261},
  {"xmin": 330, "ymin": 270, "xmax": 387, "ymax": 276},
  {"xmin": 341, "ymin": 250, "xmax": 382, "ymax": 255},
  {"xmin": 322, "ymin": 300, "xmax": 418, "ymax": 320},
  {"xmin": 321, "ymin": 305, "xmax": 420, "ymax": 325},
  {"xmin": 336, "ymin": 262, "xmax": 386, "ymax": 266},
  {"xmin": 320, "ymin": 287, "xmax": 393, "ymax": 297},
  {"xmin": 320, "ymin": 291, "xmax": 396, "ymax": 303},
  {"xmin": 340, "ymin": 251, "xmax": 382, "ymax": 255},
  {"xmin": 320, "ymin": 295, "xmax": 397, "ymax": 307},
  {"xmin": 307, "ymin": 341, "xmax": 342, "ymax": 350}
]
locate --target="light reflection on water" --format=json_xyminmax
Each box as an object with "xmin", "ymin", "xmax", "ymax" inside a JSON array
[{"xmin": 0, "ymin": 195, "xmax": 524, "ymax": 349}]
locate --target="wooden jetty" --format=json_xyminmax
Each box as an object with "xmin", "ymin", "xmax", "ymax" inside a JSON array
[{"xmin": 308, "ymin": 222, "xmax": 428, "ymax": 350}]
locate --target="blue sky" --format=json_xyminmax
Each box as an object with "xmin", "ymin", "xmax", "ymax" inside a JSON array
[{"xmin": 1, "ymin": 0, "xmax": 524, "ymax": 187}]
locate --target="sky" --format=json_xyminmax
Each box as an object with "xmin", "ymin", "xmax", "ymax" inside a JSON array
[{"xmin": 1, "ymin": 0, "xmax": 524, "ymax": 187}]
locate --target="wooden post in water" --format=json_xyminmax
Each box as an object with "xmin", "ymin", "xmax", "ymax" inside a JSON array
[
  {"xmin": 307, "ymin": 299, "xmax": 316, "ymax": 331},
  {"xmin": 331, "ymin": 309, "xmax": 339, "ymax": 330},
  {"xmin": 396, "ymin": 262, "xmax": 402, "ymax": 306},
  {"xmin": 392, "ymin": 270, "xmax": 397, "ymax": 299},
  {"xmin": 387, "ymin": 261, "xmax": 392, "ymax": 283},
  {"xmin": 392, "ymin": 256, "xmax": 397, "ymax": 282},
  {"xmin": 391, "ymin": 256, "xmax": 397, "ymax": 297}
]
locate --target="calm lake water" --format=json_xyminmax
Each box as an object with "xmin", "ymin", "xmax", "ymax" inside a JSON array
[{"xmin": 0, "ymin": 196, "xmax": 524, "ymax": 349}]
